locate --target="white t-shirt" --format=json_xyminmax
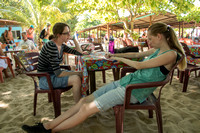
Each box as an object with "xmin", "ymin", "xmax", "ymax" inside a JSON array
[{"xmin": 17, "ymin": 39, "xmax": 36, "ymax": 51}]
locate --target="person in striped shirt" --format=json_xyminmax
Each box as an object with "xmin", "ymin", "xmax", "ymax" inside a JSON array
[{"xmin": 37, "ymin": 22, "xmax": 85, "ymax": 103}]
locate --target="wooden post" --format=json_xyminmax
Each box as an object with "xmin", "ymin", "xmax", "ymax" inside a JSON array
[
  {"xmin": 182, "ymin": 22, "xmax": 184, "ymax": 38},
  {"xmin": 150, "ymin": 16, "xmax": 152, "ymax": 26},
  {"xmin": 97, "ymin": 28, "xmax": 99, "ymax": 43},
  {"xmin": 179, "ymin": 22, "xmax": 181, "ymax": 38},
  {"xmin": 107, "ymin": 24, "xmax": 110, "ymax": 41},
  {"xmin": 84, "ymin": 32, "xmax": 85, "ymax": 42},
  {"xmin": 100, "ymin": 27, "xmax": 102, "ymax": 43}
]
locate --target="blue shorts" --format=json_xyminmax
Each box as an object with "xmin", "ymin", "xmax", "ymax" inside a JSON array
[
  {"xmin": 39, "ymin": 73, "xmax": 69, "ymax": 90},
  {"xmin": 93, "ymin": 80, "xmax": 138, "ymax": 112}
]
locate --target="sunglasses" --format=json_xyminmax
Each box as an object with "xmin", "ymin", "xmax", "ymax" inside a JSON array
[{"xmin": 62, "ymin": 32, "xmax": 70, "ymax": 35}]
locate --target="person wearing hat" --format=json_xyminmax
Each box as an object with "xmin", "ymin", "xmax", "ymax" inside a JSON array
[{"xmin": 27, "ymin": 25, "xmax": 34, "ymax": 42}]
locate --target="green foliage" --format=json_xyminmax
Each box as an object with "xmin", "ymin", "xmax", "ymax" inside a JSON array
[
  {"xmin": 75, "ymin": 13, "xmax": 102, "ymax": 32},
  {"xmin": 70, "ymin": 0, "xmax": 197, "ymax": 40},
  {"xmin": 0, "ymin": 0, "xmax": 74, "ymax": 42}
]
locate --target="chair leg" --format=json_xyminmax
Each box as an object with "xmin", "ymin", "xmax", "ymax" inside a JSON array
[
  {"xmin": 179, "ymin": 71, "xmax": 184, "ymax": 83},
  {"xmin": 52, "ymin": 91, "xmax": 61, "ymax": 118},
  {"xmin": 0, "ymin": 68, "xmax": 4, "ymax": 83},
  {"xmin": 121, "ymin": 68, "xmax": 126, "ymax": 78},
  {"xmin": 7, "ymin": 58, "xmax": 15, "ymax": 78},
  {"xmin": 155, "ymin": 103, "xmax": 163, "ymax": 133},
  {"xmin": 195, "ymin": 70, "xmax": 197, "ymax": 78},
  {"xmin": 148, "ymin": 110, "xmax": 153, "ymax": 118},
  {"xmin": 9, "ymin": 66, "xmax": 15, "ymax": 78},
  {"xmin": 102, "ymin": 70, "xmax": 106, "ymax": 83},
  {"xmin": 177, "ymin": 69, "xmax": 180, "ymax": 78},
  {"xmin": 169, "ymin": 69, "xmax": 174, "ymax": 85},
  {"xmin": 113, "ymin": 106, "xmax": 124, "ymax": 133},
  {"xmin": 48, "ymin": 93, "xmax": 52, "ymax": 102},
  {"xmin": 183, "ymin": 69, "xmax": 190, "ymax": 92},
  {"xmin": 33, "ymin": 92, "xmax": 38, "ymax": 116}
]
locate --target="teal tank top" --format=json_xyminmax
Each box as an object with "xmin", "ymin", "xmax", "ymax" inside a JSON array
[{"xmin": 120, "ymin": 49, "xmax": 174, "ymax": 103}]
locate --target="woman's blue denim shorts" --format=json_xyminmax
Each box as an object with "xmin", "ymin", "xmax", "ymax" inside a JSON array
[
  {"xmin": 93, "ymin": 80, "xmax": 138, "ymax": 112},
  {"xmin": 39, "ymin": 74, "xmax": 69, "ymax": 90}
]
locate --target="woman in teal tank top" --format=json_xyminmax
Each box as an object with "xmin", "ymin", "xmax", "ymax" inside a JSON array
[{"xmin": 22, "ymin": 23, "xmax": 187, "ymax": 133}]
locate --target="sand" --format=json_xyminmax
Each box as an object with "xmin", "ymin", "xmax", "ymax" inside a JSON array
[{"xmin": 0, "ymin": 55, "xmax": 200, "ymax": 133}]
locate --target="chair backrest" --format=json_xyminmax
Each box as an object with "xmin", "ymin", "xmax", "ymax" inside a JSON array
[
  {"xmin": 124, "ymin": 53, "xmax": 184, "ymax": 108},
  {"xmin": 92, "ymin": 42, "xmax": 104, "ymax": 52},
  {"xmin": 121, "ymin": 39, "xmax": 128, "ymax": 47},
  {"xmin": 0, "ymin": 44, "xmax": 7, "ymax": 49},
  {"xmin": 180, "ymin": 42, "xmax": 191, "ymax": 56},
  {"xmin": 14, "ymin": 52, "xmax": 39, "ymax": 72}
]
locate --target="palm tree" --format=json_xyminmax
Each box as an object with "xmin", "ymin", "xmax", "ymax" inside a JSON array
[{"xmin": 0, "ymin": 0, "xmax": 73, "ymax": 49}]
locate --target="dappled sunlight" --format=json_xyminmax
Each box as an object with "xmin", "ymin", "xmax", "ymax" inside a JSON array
[
  {"xmin": 0, "ymin": 101, "xmax": 9, "ymax": 108},
  {"xmin": 20, "ymin": 93, "xmax": 33, "ymax": 97},
  {"xmin": 41, "ymin": 117, "xmax": 53, "ymax": 122},
  {"xmin": 1, "ymin": 91, "xmax": 12, "ymax": 95}
]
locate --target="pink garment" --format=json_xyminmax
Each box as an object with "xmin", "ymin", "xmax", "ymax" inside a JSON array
[{"xmin": 109, "ymin": 41, "xmax": 115, "ymax": 54}]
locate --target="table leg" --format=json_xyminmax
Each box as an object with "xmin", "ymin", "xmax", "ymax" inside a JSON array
[
  {"xmin": 112, "ymin": 68, "xmax": 120, "ymax": 81},
  {"xmin": 89, "ymin": 71, "xmax": 96, "ymax": 93}
]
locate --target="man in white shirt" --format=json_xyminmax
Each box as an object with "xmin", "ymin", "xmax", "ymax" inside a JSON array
[{"xmin": 18, "ymin": 32, "xmax": 37, "ymax": 51}]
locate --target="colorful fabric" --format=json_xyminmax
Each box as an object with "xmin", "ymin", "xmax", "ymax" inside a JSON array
[
  {"xmin": 76, "ymin": 52, "xmax": 143, "ymax": 96},
  {"xmin": 187, "ymin": 45, "xmax": 200, "ymax": 64}
]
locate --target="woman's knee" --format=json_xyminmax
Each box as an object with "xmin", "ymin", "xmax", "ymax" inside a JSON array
[
  {"xmin": 68, "ymin": 75, "xmax": 81, "ymax": 86},
  {"xmin": 79, "ymin": 101, "xmax": 100, "ymax": 117}
]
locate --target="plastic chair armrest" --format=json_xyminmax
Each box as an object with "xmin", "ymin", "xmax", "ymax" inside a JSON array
[{"xmin": 60, "ymin": 65, "xmax": 71, "ymax": 70}]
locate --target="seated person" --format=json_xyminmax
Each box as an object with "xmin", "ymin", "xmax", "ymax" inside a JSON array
[
  {"xmin": 22, "ymin": 23, "xmax": 187, "ymax": 133},
  {"xmin": 0, "ymin": 47, "xmax": 9, "ymax": 78},
  {"xmin": 17, "ymin": 32, "xmax": 38, "ymax": 52}
]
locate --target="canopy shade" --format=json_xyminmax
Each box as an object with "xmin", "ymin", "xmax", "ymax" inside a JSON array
[{"xmin": 78, "ymin": 12, "xmax": 200, "ymax": 33}]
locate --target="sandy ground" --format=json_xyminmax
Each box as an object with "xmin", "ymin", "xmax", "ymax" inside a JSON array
[{"xmin": 0, "ymin": 54, "xmax": 200, "ymax": 133}]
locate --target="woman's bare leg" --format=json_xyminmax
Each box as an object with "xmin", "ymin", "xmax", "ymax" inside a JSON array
[
  {"xmin": 68, "ymin": 75, "xmax": 82, "ymax": 102},
  {"xmin": 3, "ymin": 68, "xmax": 9, "ymax": 78},
  {"xmin": 43, "ymin": 94, "xmax": 94, "ymax": 130},
  {"xmin": 52, "ymin": 101, "xmax": 99, "ymax": 133}
]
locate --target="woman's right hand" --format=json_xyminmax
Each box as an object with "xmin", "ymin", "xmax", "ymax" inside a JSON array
[{"xmin": 105, "ymin": 52, "xmax": 112, "ymax": 58}]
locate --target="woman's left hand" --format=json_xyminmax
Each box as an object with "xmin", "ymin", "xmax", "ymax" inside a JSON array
[{"xmin": 110, "ymin": 56, "xmax": 123, "ymax": 64}]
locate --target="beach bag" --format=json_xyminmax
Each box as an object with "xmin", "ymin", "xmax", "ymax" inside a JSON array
[{"xmin": 39, "ymin": 29, "xmax": 45, "ymax": 39}]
